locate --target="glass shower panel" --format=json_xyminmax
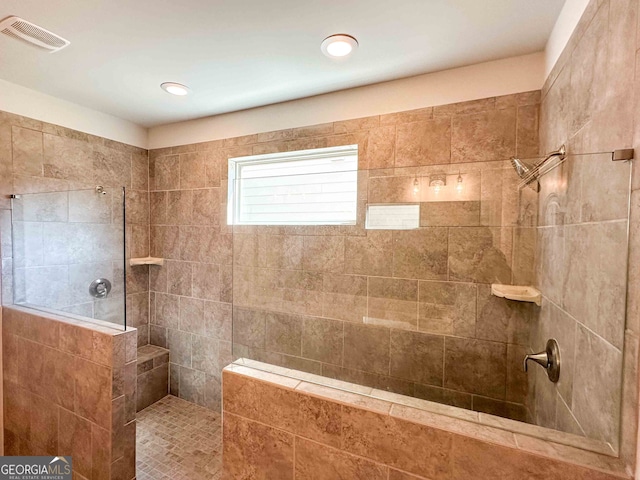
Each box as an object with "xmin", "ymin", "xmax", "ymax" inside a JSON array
[
  {"xmin": 230, "ymin": 152, "xmax": 631, "ymax": 454},
  {"xmin": 11, "ymin": 187, "xmax": 126, "ymax": 329}
]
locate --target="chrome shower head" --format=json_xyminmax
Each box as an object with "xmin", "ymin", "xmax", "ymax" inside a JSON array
[{"xmin": 511, "ymin": 157, "xmax": 533, "ymax": 179}]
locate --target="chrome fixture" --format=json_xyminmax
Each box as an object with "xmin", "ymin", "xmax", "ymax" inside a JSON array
[
  {"xmin": 524, "ymin": 339, "xmax": 560, "ymax": 383},
  {"xmin": 515, "ymin": 144, "xmax": 567, "ymax": 189},
  {"xmin": 89, "ymin": 278, "xmax": 112, "ymax": 299},
  {"xmin": 95, "ymin": 185, "xmax": 107, "ymax": 195}
]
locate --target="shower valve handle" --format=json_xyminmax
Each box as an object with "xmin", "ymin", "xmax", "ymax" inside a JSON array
[
  {"xmin": 523, "ymin": 339, "xmax": 560, "ymax": 383},
  {"xmin": 523, "ymin": 351, "xmax": 549, "ymax": 372}
]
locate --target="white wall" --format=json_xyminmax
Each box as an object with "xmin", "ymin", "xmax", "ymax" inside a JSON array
[
  {"xmin": 148, "ymin": 52, "xmax": 545, "ymax": 149},
  {"xmin": 544, "ymin": 0, "xmax": 591, "ymax": 77},
  {"xmin": 0, "ymin": 79, "xmax": 148, "ymax": 149}
]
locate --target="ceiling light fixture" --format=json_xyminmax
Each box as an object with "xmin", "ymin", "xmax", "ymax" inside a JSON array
[
  {"xmin": 161, "ymin": 82, "xmax": 190, "ymax": 96},
  {"xmin": 321, "ymin": 34, "xmax": 358, "ymax": 58}
]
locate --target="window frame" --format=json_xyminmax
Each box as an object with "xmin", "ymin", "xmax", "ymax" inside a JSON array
[{"xmin": 227, "ymin": 144, "xmax": 359, "ymax": 226}]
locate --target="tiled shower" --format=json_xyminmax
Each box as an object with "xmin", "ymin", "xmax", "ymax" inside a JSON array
[{"xmin": 0, "ymin": 0, "xmax": 638, "ymax": 478}]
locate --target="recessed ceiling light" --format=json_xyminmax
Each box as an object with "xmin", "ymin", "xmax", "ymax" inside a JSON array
[
  {"xmin": 321, "ymin": 34, "xmax": 358, "ymax": 58},
  {"xmin": 161, "ymin": 82, "xmax": 190, "ymax": 96}
]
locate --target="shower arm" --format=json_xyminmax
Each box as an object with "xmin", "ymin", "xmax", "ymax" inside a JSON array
[{"xmin": 518, "ymin": 144, "xmax": 567, "ymax": 187}]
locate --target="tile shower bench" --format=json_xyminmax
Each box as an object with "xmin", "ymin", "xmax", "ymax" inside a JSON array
[{"xmin": 136, "ymin": 344, "xmax": 169, "ymax": 412}]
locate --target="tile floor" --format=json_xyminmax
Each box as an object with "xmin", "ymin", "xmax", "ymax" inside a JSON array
[{"xmin": 136, "ymin": 395, "xmax": 222, "ymax": 480}]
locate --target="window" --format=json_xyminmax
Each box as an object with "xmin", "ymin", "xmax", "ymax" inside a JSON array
[{"xmin": 227, "ymin": 145, "xmax": 358, "ymax": 226}]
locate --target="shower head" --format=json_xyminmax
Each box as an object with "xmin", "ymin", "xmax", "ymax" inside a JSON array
[{"xmin": 511, "ymin": 157, "xmax": 533, "ymax": 179}]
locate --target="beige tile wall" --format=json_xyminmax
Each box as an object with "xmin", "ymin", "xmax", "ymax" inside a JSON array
[
  {"xmin": 0, "ymin": 111, "xmax": 150, "ymax": 346},
  {"xmin": 532, "ymin": 0, "xmax": 639, "ymax": 460},
  {"xmin": 222, "ymin": 364, "xmax": 629, "ymax": 480},
  {"xmin": 148, "ymin": 91, "xmax": 541, "ymax": 419},
  {"xmin": 3, "ymin": 305, "xmax": 137, "ymax": 480}
]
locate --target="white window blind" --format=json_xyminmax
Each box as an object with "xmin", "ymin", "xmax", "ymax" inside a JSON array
[{"xmin": 228, "ymin": 145, "xmax": 358, "ymax": 225}]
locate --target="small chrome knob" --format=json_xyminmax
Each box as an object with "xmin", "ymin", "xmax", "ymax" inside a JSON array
[{"xmin": 524, "ymin": 339, "xmax": 560, "ymax": 383}]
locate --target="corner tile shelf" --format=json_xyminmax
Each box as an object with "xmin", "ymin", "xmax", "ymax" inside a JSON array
[
  {"xmin": 491, "ymin": 284, "xmax": 542, "ymax": 306},
  {"xmin": 129, "ymin": 257, "xmax": 164, "ymax": 267}
]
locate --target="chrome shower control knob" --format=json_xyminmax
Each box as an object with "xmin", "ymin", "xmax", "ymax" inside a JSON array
[
  {"xmin": 524, "ymin": 338, "xmax": 560, "ymax": 383},
  {"xmin": 89, "ymin": 278, "xmax": 112, "ymax": 299}
]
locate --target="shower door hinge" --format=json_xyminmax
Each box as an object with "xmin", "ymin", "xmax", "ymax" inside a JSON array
[
  {"xmin": 612, "ymin": 149, "xmax": 634, "ymax": 162},
  {"xmin": 9, "ymin": 194, "xmax": 20, "ymax": 199}
]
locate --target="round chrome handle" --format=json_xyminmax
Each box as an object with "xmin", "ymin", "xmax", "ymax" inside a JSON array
[{"xmin": 89, "ymin": 278, "xmax": 112, "ymax": 299}]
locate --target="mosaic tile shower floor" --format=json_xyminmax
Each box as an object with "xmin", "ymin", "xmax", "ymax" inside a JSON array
[{"xmin": 136, "ymin": 395, "xmax": 222, "ymax": 480}]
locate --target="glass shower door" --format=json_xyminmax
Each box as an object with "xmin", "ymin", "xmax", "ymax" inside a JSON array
[{"xmin": 10, "ymin": 186, "xmax": 127, "ymax": 329}]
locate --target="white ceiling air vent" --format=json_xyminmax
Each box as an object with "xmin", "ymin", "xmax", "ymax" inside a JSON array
[{"xmin": 0, "ymin": 16, "xmax": 70, "ymax": 53}]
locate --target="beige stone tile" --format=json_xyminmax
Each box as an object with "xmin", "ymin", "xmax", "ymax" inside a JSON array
[
  {"xmin": 232, "ymin": 307, "xmax": 266, "ymax": 349},
  {"xmin": 131, "ymin": 150, "xmax": 149, "ymax": 191},
  {"xmin": 476, "ymin": 284, "xmax": 530, "ymax": 346},
  {"xmin": 368, "ymin": 125, "xmax": 396, "ymax": 169},
  {"xmin": 448, "ymin": 227, "xmax": 513, "ymax": 284},
  {"xmin": 296, "ymin": 381, "xmax": 391, "ymax": 414},
  {"xmin": 301, "ymin": 316, "xmax": 344, "ymax": 365},
  {"xmin": 343, "ymin": 322, "xmax": 390, "ymax": 376},
  {"xmin": 322, "ymin": 273, "xmax": 367, "ymax": 323},
  {"xmin": 579, "ymin": 155, "xmax": 631, "ymax": 223},
  {"xmin": 392, "ymin": 228, "xmax": 448, "ymax": 280},
  {"xmin": 451, "ymin": 108, "xmax": 516, "ymax": 163},
  {"xmin": 59, "ymin": 408, "xmax": 92, "ymax": 478},
  {"xmin": 179, "ymin": 296, "xmax": 205, "ymax": 335},
  {"xmin": 396, "ymin": 118, "xmax": 451, "ymax": 167},
  {"xmin": 389, "ymin": 329, "xmax": 444, "ymax": 386},
  {"xmin": 12, "ymin": 126, "xmax": 43, "ymax": 176},
  {"xmin": 444, "ymin": 337, "xmax": 507, "ymax": 399},
  {"xmin": 345, "ymin": 231, "xmax": 394, "ymax": 276},
  {"xmin": 265, "ymin": 311, "xmax": 302, "ymax": 356},
  {"xmin": 302, "ymin": 235, "xmax": 344, "ymax": 273},
  {"xmin": 179, "ymin": 365, "xmax": 206, "ymax": 406},
  {"xmin": 204, "ymin": 301, "xmax": 232, "ymax": 341},
  {"xmin": 342, "ymin": 406, "xmax": 452, "ymax": 478},
  {"xmin": 258, "ymin": 235, "xmax": 306, "ymax": 269},
  {"xmin": 295, "ymin": 437, "xmax": 388, "ymax": 480},
  {"xmin": 150, "ymin": 154, "xmax": 179, "ymax": 191},
  {"xmin": 471, "ymin": 396, "xmax": 526, "ymax": 422},
  {"xmin": 389, "ymin": 469, "xmax": 429, "ymax": 480},
  {"xmin": 279, "ymin": 269, "xmax": 323, "ymax": 316},
  {"xmin": 420, "ymin": 201, "xmax": 480, "ymax": 227},
  {"xmin": 381, "ymin": 107, "xmax": 433, "ymax": 125},
  {"xmin": 154, "ymin": 293, "xmax": 179, "ymax": 328},
  {"xmin": 413, "ymin": 383, "xmax": 472, "ymax": 409},
  {"xmin": 223, "ymin": 413, "xmax": 294, "ymax": 480},
  {"xmin": 418, "ymin": 281, "xmax": 476, "ymax": 337},
  {"xmin": 568, "ymin": 3, "xmax": 609, "ymax": 136},
  {"xmin": 166, "ymin": 260, "xmax": 192, "ymax": 296},
  {"xmin": 562, "ymin": 222, "xmax": 627, "ymax": 349},
  {"xmin": 572, "ymin": 324, "xmax": 622, "ymax": 448},
  {"xmin": 516, "ymin": 105, "xmax": 540, "ymax": 158},
  {"xmin": 42, "ymin": 133, "xmax": 94, "ymax": 183},
  {"xmin": 166, "ymin": 189, "xmax": 192, "ymax": 225},
  {"xmin": 91, "ymin": 424, "xmax": 111, "ymax": 480},
  {"xmin": 75, "ymin": 357, "xmax": 112, "ymax": 429},
  {"xmin": 149, "ymin": 225, "xmax": 179, "ymax": 259},
  {"xmin": 192, "ymin": 263, "xmax": 221, "ymax": 301},
  {"xmin": 192, "ymin": 188, "xmax": 220, "ymax": 225},
  {"xmin": 293, "ymin": 123, "xmax": 334, "ymax": 138},
  {"xmin": 367, "ymin": 175, "xmax": 419, "ymax": 203},
  {"xmin": 367, "ymin": 277, "xmax": 418, "ymax": 330},
  {"xmin": 180, "ymin": 152, "xmax": 207, "ymax": 189}
]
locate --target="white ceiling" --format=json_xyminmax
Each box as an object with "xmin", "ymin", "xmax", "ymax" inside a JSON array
[{"xmin": 0, "ymin": 0, "xmax": 565, "ymax": 128}]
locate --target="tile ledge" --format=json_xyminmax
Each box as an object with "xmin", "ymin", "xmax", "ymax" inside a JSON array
[{"xmin": 225, "ymin": 358, "xmax": 630, "ymax": 479}]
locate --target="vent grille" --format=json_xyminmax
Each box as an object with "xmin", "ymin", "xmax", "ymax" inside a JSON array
[{"xmin": 0, "ymin": 16, "xmax": 70, "ymax": 52}]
